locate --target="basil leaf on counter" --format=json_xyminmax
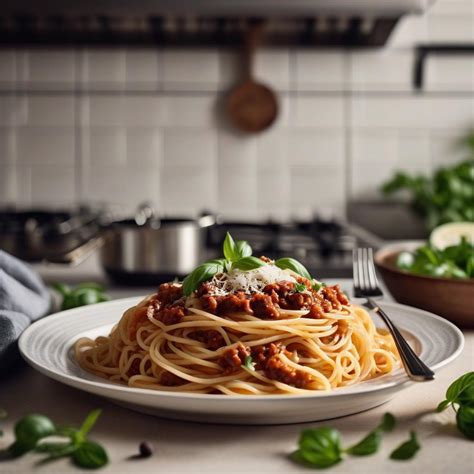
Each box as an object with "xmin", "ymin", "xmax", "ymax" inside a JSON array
[
  {"xmin": 437, "ymin": 372, "xmax": 474, "ymax": 412},
  {"xmin": 233, "ymin": 256, "xmax": 267, "ymax": 271},
  {"xmin": 378, "ymin": 412, "xmax": 396, "ymax": 432},
  {"xmin": 11, "ymin": 414, "xmax": 56, "ymax": 455},
  {"xmin": 182, "ymin": 260, "xmax": 225, "ymax": 296},
  {"xmin": 456, "ymin": 404, "xmax": 474, "ymax": 440},
  {"xmin": 51, "ymin": 282, "xmax": 71, "ymax": 296},
  {"xmin": 78, "ymin": 409, "xmax": 102, "ymax": 440},
  {"xmin": 52, "ymin": 282, "xmax": 110, "ymax": 311},
  {"xmin": 346, "ymin": 412, "xmax": 395, "ymax": 456},
  {"xmin": 292, "ymin": 427, "xmax": 342, "ymax": 469},
  {"xmin": 346, "ymin": 431, "xmax": 381, "ymax": 456},
  {"xmin": 275, "ymin": 258, "xmax": 312, "ymax": 281},
  {"xmin": 72, "ymin": 441, "xmax": 108, "ymax": 469},
  {"xmin": 390, "ymin": 431, "xmax": 420, "ymax": 460}
]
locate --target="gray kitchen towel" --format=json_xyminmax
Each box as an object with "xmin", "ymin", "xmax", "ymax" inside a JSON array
[{"xmin": 0, "ymin": 250, "xmax": 51, "ymax": 370}]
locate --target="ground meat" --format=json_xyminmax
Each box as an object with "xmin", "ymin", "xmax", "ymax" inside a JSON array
[
  {"xmin": 189, "ymin": 330, "xmax": 226, "ymax": 350},
  {"xmin": 249, "ymin": 294, "xmax": 280, "ymax": 319},
  {"xmin": 126, "ymin": 358, "xmax": 142, "ymax": 377},
  {"xmin": 195, "ymin": 280, "xmax": 350, "ymax": 320},
  {"xmin": 219, "ymin": 342, "xmax": 251, "ymax": 373},
  {"xmin": 264, "ymin": 356, "xmax": 312, "ymax": 389},
  {"xmin": 201, "ymin": 291, "xmax": 252, "ymax": 315},
  {"xmin": 251, "ymin": 343, "xmax": 313, "ymax": 389},
  {"xmin": 160, "ymin": 371, "xmax": 185, "ymax": 386},
  {"xmin": 157, "ymin": 283, "xmax": 183, "ymax": 305},
  {"xmin": 147, "ymin": 299, "xmax": 186, "ymax": 325}
]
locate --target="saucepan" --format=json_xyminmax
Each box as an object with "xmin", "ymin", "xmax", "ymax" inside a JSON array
[{"xmin": 99, "ymin": 204, "xmax": 214, "ymax": 285}]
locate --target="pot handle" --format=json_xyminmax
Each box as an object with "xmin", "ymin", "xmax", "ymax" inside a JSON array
[
  {"xmin": 135, "ymin": 202, "xmax": 160, "ymax": 226},
  {"xmin": 45, "ymin": 235, "xmax": 104, "ymax": 266}
]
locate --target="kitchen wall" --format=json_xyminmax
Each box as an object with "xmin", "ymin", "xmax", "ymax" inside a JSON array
[{"xmin": 0, "ymin": 0, "xmax": 473, "ymax": 220}]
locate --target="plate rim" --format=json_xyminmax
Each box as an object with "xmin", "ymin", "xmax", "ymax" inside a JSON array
[{"xmin": 19, "ymin": 296, "xmax": 465, "ymax": 402}]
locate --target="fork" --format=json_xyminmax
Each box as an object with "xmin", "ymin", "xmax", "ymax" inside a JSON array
[{"xmin": 352, "ymin": 248, "xmax": 435, "ymax": 382}]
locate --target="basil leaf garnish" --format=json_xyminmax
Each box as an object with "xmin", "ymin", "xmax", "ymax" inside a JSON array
[
  {"xmin": 275, "ymin": 258, "xmax": 312, "ymax": 280},
  {"xmin": 182, "ymin": 260, "xmax": 225, "ymax": 296},
  {"xmin": 242, "ymin": 356, "xmax": 255, "ymax": 371},
  {"xmin": 389, "ymin": 431, "xmax": 420, "ymax": 460},
  {"xmin": 223, "ymin": 232, "xmax": 239, "ymax": 262},
  {"xmin": 294, "ymin": 282, "xmax": 307, "ymax": 293},
  {"xmin": 235, "ymin": 240, "xmax": 252, "ymax": 259},
  {"xmin": 233, "ymin": 256, "xmax": 266, "ymax": 271}
]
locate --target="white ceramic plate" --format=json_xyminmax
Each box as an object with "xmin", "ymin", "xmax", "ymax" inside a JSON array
[{"xmin": 19, "ymin": 297, "xmax": 464, "ymax": 425}]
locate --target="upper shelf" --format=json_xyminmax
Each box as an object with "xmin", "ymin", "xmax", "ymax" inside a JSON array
[{"xmin": 0, "ymin": 0, "xmax": 435, "ymax": 47}]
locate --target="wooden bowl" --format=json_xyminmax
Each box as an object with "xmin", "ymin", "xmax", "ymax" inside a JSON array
[{"xmin": 375, "ymin": 242, "xmax": 474, "ymax": 329}]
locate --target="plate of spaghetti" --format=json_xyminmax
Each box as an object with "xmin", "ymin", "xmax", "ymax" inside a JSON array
[{"xmin": 20, "ymin": 234, "xmax": 463, "ymax": 424}]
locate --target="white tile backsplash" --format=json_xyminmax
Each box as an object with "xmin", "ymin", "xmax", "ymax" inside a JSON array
[
  {"xmin": 295, "ymin": 52, "xmax": 346, "ymax": 91},
  {"xmin": 0, "ymin": 0, "xmax": 473, "ymax": 216},
  {"xmin": 0, "ymin": 165, "xmax": 17, "ymax": 204},
  {"xmin": 24, "ymin": 50, "xmax": 76, "ymax": 87},
  {"xmin": 163, "ymin": 129, "xmax": 217, "ymax": 168},
  {"xmin": 0, "ymin": 50, "xmax": 16, "ymax": 85},
  {"xmin": 125, "ymin": 50, "xmax": 161, "ymax": 87},
  {"xmin": 82, "ymin": 49, "xmax": 126, "ymax": 88},
  {"xmin": 26, "ymin": 97, "xmax": 75, "ymax": 127},
  {"xmin": 349, "ymin": 50, "xmax": 413, "ymax": 91},
  {"xmin": 126, "ymin": 128, "xmax": 162, "ymax": 167},
  {"xmin": 162, "ymin": 50, "xmax": 220, "ymax": 90},
  {"xmin": 16, "ymin": 127, "xmax": 75, "ymax": 165},
  {"xmin": 0, "ymin": 129, "xmax": 16, "ymax": 164},
  {"xmin": 161, "ymin": 165, "xmax": 216, "ymax": 214},
  {"xmin": 254, "ymin": 48, "xmax": 290, "ymax": 91},
  {"xmin": 82, "ymin": 165, "xmax": 159, "ymax": 210},
  {"xmin": 83, "ymin": 127, "xmax": 126, "ymax": 167},
  {"xmin": 291, "ymin": 96, "xmax": 345, "ymax": 128}
]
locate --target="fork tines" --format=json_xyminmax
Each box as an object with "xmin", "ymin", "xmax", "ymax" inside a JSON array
[{"xmin": 352, "ymin": 248, "xmax": 383, "ymax": 298}]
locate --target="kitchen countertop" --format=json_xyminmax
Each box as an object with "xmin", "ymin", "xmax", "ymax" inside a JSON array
[{"xmin": 0, "ymin": 255, "xmax": 473, "ymax": 474}]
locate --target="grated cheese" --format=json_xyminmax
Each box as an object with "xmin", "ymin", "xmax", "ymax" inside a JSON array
[{"xmin": 207, "ymin": 264, "xmax": 298, "ymax": 296}]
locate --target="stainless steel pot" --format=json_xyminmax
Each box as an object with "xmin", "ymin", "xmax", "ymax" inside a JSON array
[{"xmin": 99, "ymin": 205, "xmax": 213, "ymax": 285}]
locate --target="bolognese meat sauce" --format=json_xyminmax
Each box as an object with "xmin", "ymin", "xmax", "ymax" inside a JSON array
[{"xmin": 146, "ymin": 267, "xmax": 350, "ymax": 325}]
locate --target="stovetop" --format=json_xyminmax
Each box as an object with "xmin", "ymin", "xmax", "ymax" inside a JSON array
[{"xmin": 206, "ymin": 218, "xmax": 380, "ymax": 278}]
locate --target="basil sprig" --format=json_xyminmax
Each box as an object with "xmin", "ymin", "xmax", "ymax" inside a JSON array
[
  {"xmin": 223, "ymin": 232, "xmax": 252, "ymax": 261},
  {"xmin": 182, "ymin": 233, "xmax": 266, "ymax": 296},
  {"xmin": 437, "ymin": 371, "xmax": 474, "ymax": 440},
  {"xmin": 7, "ymin": 409, "xmax": 108, "ymax": 469},
  {"xmin": 390, "ymin": 431, "xmax": 420, "ymax": 460},
  {"xmin": 291, "ymin": 413, "xmax": 395, "ymax": 469},
  {"xmin": 182, "ymin": 232, "xmax": 319, "ymax": 296}
]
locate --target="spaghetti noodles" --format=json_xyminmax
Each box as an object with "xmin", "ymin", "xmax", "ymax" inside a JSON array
[{"xmin": 75, "ymin": 263, "xmax": 399, "ymax": 395}]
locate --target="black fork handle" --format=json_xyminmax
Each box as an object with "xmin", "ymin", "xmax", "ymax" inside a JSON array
[{"xmin": 368, "ymin": 298, "xmax": 435, "ymax": 382}]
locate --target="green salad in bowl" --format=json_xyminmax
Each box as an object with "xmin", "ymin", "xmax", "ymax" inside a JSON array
[{"xmin": 396, "ymin": 223, "xmax": 474, "ymax": 279}]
